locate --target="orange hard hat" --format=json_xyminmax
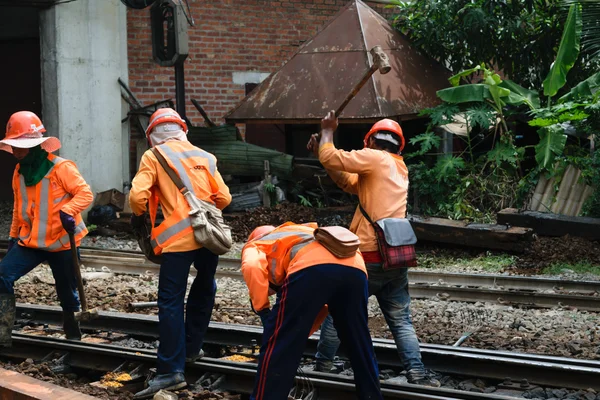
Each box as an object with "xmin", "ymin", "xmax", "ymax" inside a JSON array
[
  {"xmin": 248, "ymin": 225, "xmax": 276, "ymax": 242},
  {"xmin": 363, "ymin": 119, "xmax": 405, "ymax": 151},
  {"xmin": 145, "ymin": 107, "xmax": 188, "ymax": 138},
  {"xmin": 0, "ymin": 111, "xmax": 61, "ymax": 154}
]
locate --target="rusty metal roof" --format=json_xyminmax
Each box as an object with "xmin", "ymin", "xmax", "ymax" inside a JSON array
[{"xmin": 225, "ymin": 0, "xmax": 451, "ymax": 124}]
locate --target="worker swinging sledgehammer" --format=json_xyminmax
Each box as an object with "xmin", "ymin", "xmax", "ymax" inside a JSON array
[
  {"xmin": 307, "ymin": 111, "xmax": 441, "ymax": 387},
  {"xmin": 0, "ymin": 111, "xmax": 94, "ymax": 346}
]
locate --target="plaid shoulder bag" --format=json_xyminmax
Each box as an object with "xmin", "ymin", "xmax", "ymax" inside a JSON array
[{"xmin": 359, "ymin": 205, "xmax": 417, "ymax": 269}]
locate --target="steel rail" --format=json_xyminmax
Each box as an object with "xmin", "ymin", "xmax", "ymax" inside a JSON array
[
  {"xmin": 2, "ymin": 243, "xmax": 599, "ymax": 292},
  {"xmin": 1, "ymin": 332, "xmax": 516, "ymax": 400},
  {"xmin": 14, "ymin": 303, "xmax": 600, "ymax": 391},
  {"xmin": 64, "ymin": 253, "xmax": 600, "ymax": 311}
]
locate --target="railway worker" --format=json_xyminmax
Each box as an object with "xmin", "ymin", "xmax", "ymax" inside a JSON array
[
  {"xmin": 129, "ymin": 108, "xmax": 232, "ymax": 399},
  {"xmin": 0, "ymin": 111, "xmax": 93, "ymax": 346},
  {"xmin": 306, "ymin": 111, "xmax": 440, "ymax": 387},
  {"xmin": 242, "ymin": 223, "xmax": 383, "ymax": 400}
]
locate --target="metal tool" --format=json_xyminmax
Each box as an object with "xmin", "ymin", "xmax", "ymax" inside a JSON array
[
  {"xmin": 334, "ymin": 45, "xmax": 391, "ymax": 117},
  {"xmin": 68, "ymin": 232, "xmax": 98, "ymax": 322}
]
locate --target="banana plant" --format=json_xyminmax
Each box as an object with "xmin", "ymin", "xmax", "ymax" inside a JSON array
[{"xmin": 434, "ymin": 4, "xmax": 584, "ymax": 171}]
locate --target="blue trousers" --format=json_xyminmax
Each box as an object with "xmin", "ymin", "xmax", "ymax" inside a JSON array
[
  {"xmin": 0, "ymin": 245, "xmax": 80, "ymax": 311},
  {"xmin": 316, "ymin": 266, "xmax": 425, "ymax": 373},
  {"xmin": 251, "ymin": 264, "xmax": 382, "ymax": 400},
  {"xmin": 157, "ymin": 247, "xmax": 218, "ymax": 374}
]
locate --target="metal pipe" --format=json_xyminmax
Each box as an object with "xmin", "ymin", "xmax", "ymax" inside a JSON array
[{"xmin": 175, "ymin": 61, "xmax": 186, "ymax": 121}]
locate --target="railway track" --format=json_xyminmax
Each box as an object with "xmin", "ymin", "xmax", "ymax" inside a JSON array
[
  {"xmin": 3, "ymin": 244, "xmax": 597, "ymax": 311},
  {"xmin": 0, "ymin": 332, "xmax": 526, "ymax": 400},
  {"xmin": 13, "ymin": 303, "xmax": 600, "ymax": 392}
]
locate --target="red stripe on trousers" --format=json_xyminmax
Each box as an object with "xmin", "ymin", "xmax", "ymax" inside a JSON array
[{"xmin": 256, "ymin": 280, "xmax": 289, "ymax": 400}]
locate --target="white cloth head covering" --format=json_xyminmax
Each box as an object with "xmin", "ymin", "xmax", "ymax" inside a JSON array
[
  {"xmin": 373, "ymin": 132, "xmax": 400, "ymax": 146},
  {"xmin": 149, "ymin": 122, "xmax": 188, "ymax": 147}
]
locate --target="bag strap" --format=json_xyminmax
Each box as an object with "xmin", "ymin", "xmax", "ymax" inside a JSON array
[
  {"xmin": 358, "ymin": 204, "xmax": 375, "ymax": 225},
  {"xmin": 151, "ymin": 148, "xmax": 189, "ymax": 195}
]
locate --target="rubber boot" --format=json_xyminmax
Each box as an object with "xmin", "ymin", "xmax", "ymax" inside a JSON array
[
  {"xmin": 62, "ymin": 311, "xmax": 82, "ymax": 340},
  {"xmin": 0, "ymin": 293, "xmax": 15, "ymax": 347}
]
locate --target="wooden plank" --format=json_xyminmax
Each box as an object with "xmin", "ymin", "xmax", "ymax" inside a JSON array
[
  {"xmin": 0, "ymin": 368, "xmax": 97, "ymax": 399},
  {"xmin": 409, "ymin": 215, "xmax": 534, "ymax": 253},
  {"xmin": 497, "ymin": 208, "xmax": 600, "ymax": 241}
]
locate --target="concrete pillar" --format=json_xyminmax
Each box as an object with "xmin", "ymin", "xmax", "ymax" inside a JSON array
[{"xmin": 40, "ymin": 0, "xmax": 130, "ymax": 198}]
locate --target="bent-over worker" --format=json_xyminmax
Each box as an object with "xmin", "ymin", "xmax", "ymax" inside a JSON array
[
  {"xmin": 0, "ymin": 111, "xmax": 93, "ymax": 346},
  {"xmin": 129, "ymin": 108, "xmax": 231, "ymax": 399},
  {"xmin": 242, "ymin": 222, "xmax": 383, "ymax": 400},
  {"xmin": 307, "ymin": 111, "xmax": 440, "ymax": 386}
]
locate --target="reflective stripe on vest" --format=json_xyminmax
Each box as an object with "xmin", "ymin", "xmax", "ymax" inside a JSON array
[
  {"xmin": 38, "ymin": 221, "xmax": 86, "ymax": 251},
  {"xmin": 157, "ymin": 143, "xmax": 216, "ymax": 192},
  {"xmin": 19, "ymin": 176, "xmax": 31, "ymax": 241},
  {"xmin": 258, "ymin": 230, "xmax": 314, "ymax": 283},
  {"xmin": 150, "ymin": 217, "xmax": 192, "ymax": 250},
  {"xmin": 289, "ymin": 239, "xmax": 315, "ymax": 261},
  {"xmin": 18, "ymin": 156, "xmax": 81, "ymax": 250}
]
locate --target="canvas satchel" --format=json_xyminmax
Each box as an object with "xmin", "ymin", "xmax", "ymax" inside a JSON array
[
  {"xmin": 314, "ymin": 226, "xmax": 360, "ymax": 258},
  {"xmin": 152, "ymin": 148, "xmax": 233, "ymax": 256},
  {"xmin": 359, "ymin": 205, "xmax": 417, "ymax": 269}
]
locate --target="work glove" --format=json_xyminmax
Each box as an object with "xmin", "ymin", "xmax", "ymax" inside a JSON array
[
  {"xmin": 130, "ymin": 214, "xmax": 146, "ymax": 233},
  {"xmin": 7, "ymin": 237, "xmax": 18, "ymax": 253},
  {"xmin": 257, "ymin": 308, "xmax": 270, "ymax": 327},
  {"xmin": 59, "ymin": 211, "xmax": 76, "ymax": 234}
]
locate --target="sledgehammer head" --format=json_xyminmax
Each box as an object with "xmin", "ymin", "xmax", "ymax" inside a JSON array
[
  {"xmin": 74, "ymin": 308, "xmax": 99, "ymax": 322},
  {"xmin": 370, "ymin": 45, "xmax": 391, "ymax": 74}
]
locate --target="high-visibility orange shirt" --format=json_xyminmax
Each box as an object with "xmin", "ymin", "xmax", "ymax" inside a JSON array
[
  {"xmin": 129, "ymin": 140, "xmax": 232, "ymax": 253},
  {"xmin": 241, "ymin": 222, "xmax": 366, "ymax": 313},
  {"xmin": 319, "ymin": 143, "xmax": 409, "ymax": 252},
  {"xmin": 10, "ymin": 154, "xmax": 93, "ymax": 251}
]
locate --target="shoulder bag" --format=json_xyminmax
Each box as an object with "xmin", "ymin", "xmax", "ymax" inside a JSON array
[
  {"xmin": 359, "ymin": 205, "xmax": 417, "ymax": 269},
  {"xmin": 152, "ymin": 148, "xmax": 233, "ymax": 255}
]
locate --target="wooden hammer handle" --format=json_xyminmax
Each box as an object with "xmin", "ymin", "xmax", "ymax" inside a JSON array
[
  {"xmin": 69, "ymin": 233, "xmax": 87, "ymax": 312},
  {"xmin": 335, "ymin": 64, "xmax": 378, "ymax": 118}
]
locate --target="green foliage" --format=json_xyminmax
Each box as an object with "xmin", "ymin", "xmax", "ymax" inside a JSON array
[
  {"xmin": 409, "ymin": 132, "xmax": 442, "ymax": 156},
  {"xmin": 543, "ymin": 4, "xmax": 582, "ymax": 97},
  {"xmin": 390, "ymin": 0, "xmax": 568, "ymax": 89},
  {"xmin": 563, "ymin": 0, "xmax": 600, "ymax": 62},
  {"xmin": 542, "ymin": 261, "xmax": 600, "ymax": 276},
  {"xmin": 297, "ymin": 195, "xmax": 313, "ymax": 208},
  {"xmin": 559, "ymin": 71, "xmax": 600, "ymax": 102},
  {"xmin": 579, "ymin": 150, "xmax": 600, "ymax": 217},
  {"xmin": 486, "ymin": 142, "xmax": 523, "ymax": 168},
  {"xmin": 435, "ymin": 156, "xmax": 465, "ymax": 181},
  {"xmin": 534, "ymin": 125, "xmax": 569, "ymax": 169},
  {"xmin": 419, "ymin": 103, "xmax": 460, "ymax": 126}
]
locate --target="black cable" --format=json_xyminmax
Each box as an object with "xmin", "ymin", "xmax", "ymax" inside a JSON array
[{"xmin": 181, "ymin": 0, "xmax": 194, "ymax": 27}]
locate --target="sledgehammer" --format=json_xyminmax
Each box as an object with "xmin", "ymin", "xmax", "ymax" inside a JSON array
[
  {"xmin": 334, "ymin": 45, "xmax": 391, "ymax": 117},
  {"xmin": 68, "ymin": 232, "xmax": 98, "ymax": 322}
]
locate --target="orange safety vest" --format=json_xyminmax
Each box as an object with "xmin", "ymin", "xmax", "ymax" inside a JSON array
[
  {"xmin": 242, "ymin": 223, "xmax": 366, "ymax": 335},
  {"xmin": 14, "ymin": 154, "xmax": 87, "ymax": 252},
  {"xmin": 148, "ymin": 141, "xmax": 219, "ymax": 255}
]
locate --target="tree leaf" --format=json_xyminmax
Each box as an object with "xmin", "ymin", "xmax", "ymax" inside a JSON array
[
  {"xmin": 422, "ymin": 103, "xmax": 460, "ymax": 126},
  {"xmin": 534, "ymin": 126, "xmax": 568, "ymax": 170},
  {"xmin": 409, "ymin": 132, "xmax": 442, "ymax": 155},
  {"xmin": 558, "ymin": 71, "xmax": 600, "ymax": 102},
  {"xmin": 543, "ymin": 4, "xmax": 582, "ymax": 97},
  {"xmin": 499, "ymin": 80, "xmax": 541, "ymax": 109},
  {"xmin": 486, "ymin": 142, "xmax": 522, "ymax": 167},
  {"xmin": 437, "ymin": 84, "xmax": 492, "ymax": 103},
  {"xmin": 448, "ymin": 65, "xmax": 482, "ymax": 86},
  {"xmin": 435, "ymin": 156, "xmax": 465, "ymax": 182},
  {"xmin": 464, "ymin": 103, "xmax": 496, "ymax": 129}
]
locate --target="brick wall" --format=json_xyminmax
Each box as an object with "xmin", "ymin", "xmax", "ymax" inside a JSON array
[{"xmin": 126, "ymin": 0, "xmax": 394, "ymax": 129}]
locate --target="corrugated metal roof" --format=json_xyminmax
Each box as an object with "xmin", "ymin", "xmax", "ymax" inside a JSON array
[{"xmin": 225, "ymin": 0, "xmax": 451, "ymax": 124}]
